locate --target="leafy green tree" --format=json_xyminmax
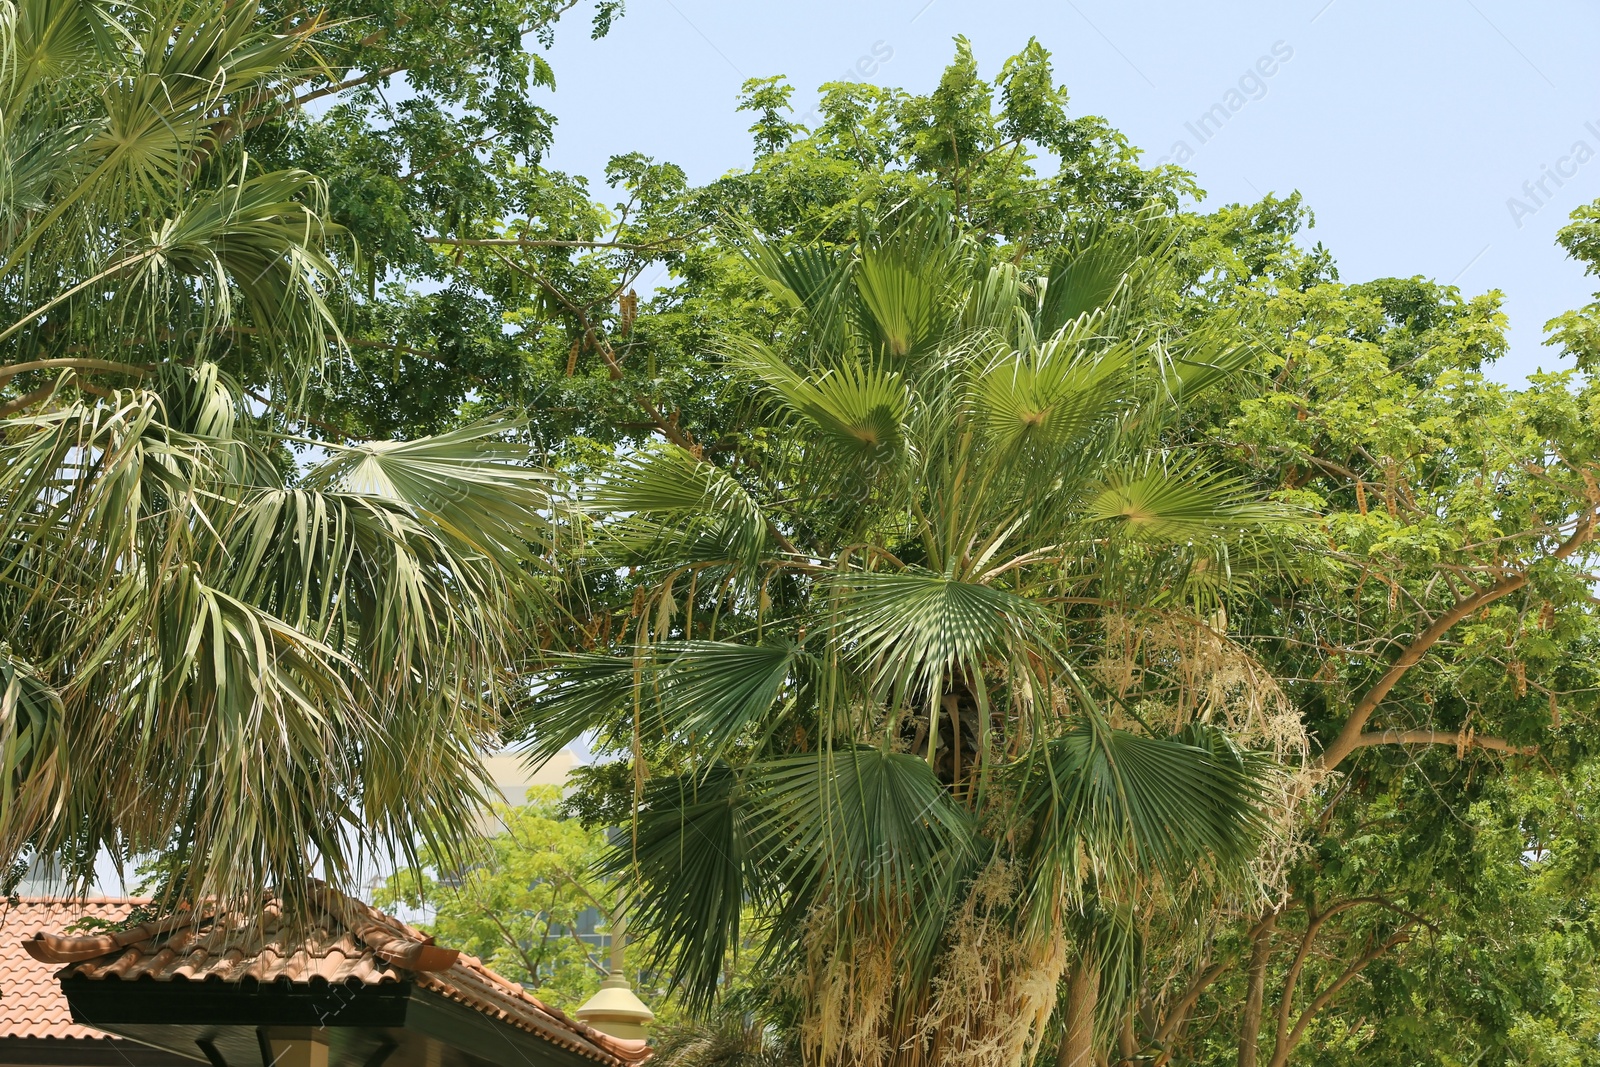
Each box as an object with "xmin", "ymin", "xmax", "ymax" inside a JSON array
[
  {"xmin": 1087, "ymin": 202, "xmax": 1600, "ymax": 1066},
  {"xmin": 238, "ymin": 32, "xmax": 1194, "ymax": 455},
  {"xmin": 223, "ymin": 0, "xmax": 704, "ymax": 445},
  {"xmin": 534, "ymin": 184, "xmax": 1600, "ymax": 1067},
  {"xmin": 0, "ymin": 0, "xmax": 554, "ymax": 914},
  {"xmin": 1257, "ymin": 758, "xmax": 1600, "ymax": 1067},
  {"xmin": 377, "ymin": 789, "xmax": 631, "ymax": 1012}
]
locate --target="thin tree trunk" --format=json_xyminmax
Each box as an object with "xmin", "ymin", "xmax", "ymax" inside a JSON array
[
  {"xmin": 1117, "ymin": 1011, "xmax": 1136, "ymax": 1064},
  {"xmin": 942, "ymin": 693, "xmax": 962, "ymax": 786},
  {"xmin": 1058, "ymin": 955, "xmax": 1099, "ymax": 1067},
  {"xmin": 1237, "ymin": 909, "xmax": 1279, "ymax": 1067}
]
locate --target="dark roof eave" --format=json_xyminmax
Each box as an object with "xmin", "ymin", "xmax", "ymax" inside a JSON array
[{"xmin": 61, "ymin": 975, "xmax": 623, "ymax": 1067}]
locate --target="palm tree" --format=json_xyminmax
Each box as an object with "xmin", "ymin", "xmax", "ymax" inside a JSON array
[
  {"xmin": 0, "ymin": 0, "xmax": 555, "ymax": 914},
  {"xmin": 525, "ymin": 210, "xmax": 1291, "ymax": 1067}
]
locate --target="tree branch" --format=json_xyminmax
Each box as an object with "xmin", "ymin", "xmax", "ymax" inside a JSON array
[
  {"xmin": 245, "ymin": 387, "xmax": 354, "ymax": 442},
  {"xmin": 0, "ymin": 358, "xmax": 149, "ymax": 386},
  {"xmin": 1346, "ymin": 729, "xmax": 1537, "ymax": 756},
  {"xmin": 1271, "ymin": 927, "xmax": 1414, "ymax": 1067},
  {"xmin": 1237, "ymin": 908, "xmax": 1280, "ymax": 1067},
  {"xmin": 427, "ymin": 235, "xmax": 679, "ymax": 253},
  {"xmin": 485, "ymin": 249, "xmax": 710, "ymax": 457},
  {"xmin": 286, "ymin": 65, "xmax": 402, "ymax": 111},
  {"xmin": 487, "ymin": 907, "xmax": 545, "ymax": 983},
  {"xmin": 1269, "ymin": 897, "xmax": 1393, "ymax": 1063},
  {"xmin": 1317, "ymin": 531, "xmax": 1590, "ymax": 770},
  {"xmin": 1146, "ymin": 959, "xmax": 1230, "ymax": 1064},
  {"xmin": 0, "ymin": 383, "xmax": 59, "ymax": 417},
  {"xmin": 1145, "ymin": 910, "xmax": 1281, "ymax": 1065}
]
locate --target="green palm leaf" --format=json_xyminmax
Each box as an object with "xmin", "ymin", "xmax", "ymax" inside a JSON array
[
  {"xmin": 1034, "ymin": 207, "xmax": 1173, "ymax": 337},
  {"xmin": 617, "ymin": 748, "xmax": 975, "ymax": 1008},
  {"xmin": 738, "ymin": 343, "xmax": 914, "ymax": 468},
  {"xmin": 1019, "ymin": 715, "xmax": 1265, "ymax": 924},
  {"xmin": 749, "ymin": 747, "xmax": 975, "ymax": 910},
  {"xmin": 853, "ymin": 212, "xmax": 966, "ymax": 359},
  {"xmin": 828, "ymin": 569, "xmax": 1048, "ymax": 698},
  {"xmin": 609, "ymin": 764, "xmax": 758, "ymax": 1008},
  {"xmin": 519, "ymin": 654, "xmax": 639, "ymax": 767},
  {"xmin": 307, "ymin": 418, "xmax": 554, "ymax": 571},
  {"xmin": 591, "ymin": 442, "xmax": 772, "ymax": 567},
  {"xmin": 974, "ymin": 324, "xmax": 1134, "ymax": 459},
  {"xmin": 1086, "ymin": 462, "xmax": 1287, "ymax": 544},
  {"xmin": 657, "ymin": 639, "xmax": 807, "ymax": 763}
]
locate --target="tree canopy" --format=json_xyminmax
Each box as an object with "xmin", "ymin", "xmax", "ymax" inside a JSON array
[{"xmin": 3, "ymin": 6, "xmax": 1600, "ymax": 1065}]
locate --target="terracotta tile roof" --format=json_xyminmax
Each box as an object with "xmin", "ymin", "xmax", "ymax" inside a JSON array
[
  {"xmin": 0, "ymin": 898, "xmax": 143, "ymax": 1040},
  {"xmin": 20, "ymin": 886, "xmax": 652, "ymax": 1067}
]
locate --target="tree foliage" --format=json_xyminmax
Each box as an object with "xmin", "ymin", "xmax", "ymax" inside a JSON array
[
  {"xmin": 376, "ymin": 789, "xmax": 631, "ymax": 1012},
  {"xmin": 0, "ymin": 0, "xmax": 556, "ymax": 916},
  {"xmin": 7, "ymin": 4, "xmax": 1600, "ymax": 1062},
  {"xmin": 518, "ymin": 203, "xmax": 1294, "ymax": 1067}
]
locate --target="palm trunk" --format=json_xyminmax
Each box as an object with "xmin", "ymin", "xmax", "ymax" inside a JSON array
[{"xmin": 1057, "ymin": 956, "xmax": 1099, "ymax": 1067}]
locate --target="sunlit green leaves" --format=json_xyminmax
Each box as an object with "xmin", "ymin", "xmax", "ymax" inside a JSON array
[
  {"xmin": 974, "ymin": 325, "xmax": 1133, "ymax": 459},
  {"xmin": 0, "ymin": 1, "xmax": 557, "ymax": 914},
  {"xmin": 1085, "ymin": 462, "xmax": 1285, "ymax": 544},
  {"xmin": 0, "ymin": 0, "xmax": 343, "ymax": 397},
  {"xmin": 853, "ymin": 213, "xmax": 967, "ymax": 360},
  {"xmin": 738, "ymin": 343, "xmax": 914, "ymax": 469},
  {"xmin": 530, "ymin": 194, "xmax": 1284, "ymax": 1060},
  {"xmin": 307, "ymin": 417, "xmax": 555, "ymax": 570}
]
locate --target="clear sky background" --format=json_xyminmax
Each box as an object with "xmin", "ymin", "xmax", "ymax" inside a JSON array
[{"xmin": 538, "ymin": 0, "xmax": 1600, "ymax": 384}]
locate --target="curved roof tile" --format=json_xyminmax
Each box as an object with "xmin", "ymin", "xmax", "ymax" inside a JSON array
[
  {"xmin": 0, "ymin": 898, "xmax": 144, "ymax": 1041},
  {"xmin": 21, "ymin": 887, "xmax": 652, "ymax": 1067}
]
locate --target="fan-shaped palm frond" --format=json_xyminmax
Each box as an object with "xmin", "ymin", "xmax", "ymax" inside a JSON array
[
  {"xmin": 1086, "ymin": 461, "xmax": 1284, "ymax": 545},
  {"xmin": 852, "ymin": 212, "xmax": 968, "ymax": 360},
  {"xmin": 307, "ymin": 418, "xmax": 555, "ymax": 570},
  {"xmin": 591, "ymin": 442, "xmax": 773, "ymax": 571},
  {"xmin": 655, "ymin": 640, "xmax": 810, "ymax": 764},
  {"xmin": 520, "ymin": 653, "xmax": 640, "ymax": 767},
  {"xmin": 973, "ymin": 322, "xmax": 1134, "ymax": 460},
  {"xmin": 1019, "ymin": 715, "xmax": 1264, "ymax": 925},
  {"xmin": 827, "ymin": 569, "xmax": 1048, "ymax": 702},
  {"xmin": 741, "ymin": 344, "xmax": 916, "ymax": 467},
  {"xmin": 0, "ymin": 0, "xmax": 338, "ymax": 393},
  {"xmin": 1034, "ymin": 207, "xmax": 1175, "ymax": 339},
  {"xmin": 609, "ymin": 764, "xmax": 756, "ymax": 1007}
]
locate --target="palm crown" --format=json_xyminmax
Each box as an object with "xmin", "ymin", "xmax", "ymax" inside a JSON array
[
  {"xmin": 0, "ymin": 0, "xmax": 555, "ymax": 913},
  {"xmin": 527, "ymin": 210, "xmax": 1290, "ymax": 1065}
]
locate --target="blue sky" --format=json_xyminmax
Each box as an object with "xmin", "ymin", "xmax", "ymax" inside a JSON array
[{"xmin": 539, "ymin": 0, "xmax": 1600, "ymax": 384}]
